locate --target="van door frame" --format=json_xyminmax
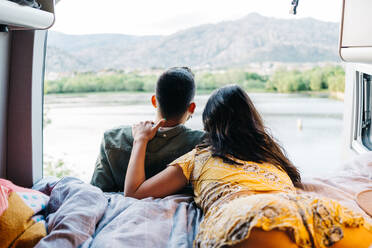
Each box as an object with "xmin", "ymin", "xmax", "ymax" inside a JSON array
[{"xmin": 6, "ymin": 30, "xmax": 47, "ymax": 187}]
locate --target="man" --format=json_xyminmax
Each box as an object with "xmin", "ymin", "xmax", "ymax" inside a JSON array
[{"xmin": 91, "ymin": 67, "xmax": 205, "ymax": 192}]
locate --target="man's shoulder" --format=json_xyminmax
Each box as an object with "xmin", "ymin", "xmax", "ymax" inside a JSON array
[
  {"xmin": 182, "ymin": 128, "xmax": 205, "ymax": 138},
  {"xmin": 103, "ymin": 125, "xmax": 133, "ymax": 150},
  {"xmin": 178, "ymin": 127, "xmax": 206, "ymax": 144},
  {"xmin": 104, "ymin": 125, "xmax": 132, "ymax": 136}
]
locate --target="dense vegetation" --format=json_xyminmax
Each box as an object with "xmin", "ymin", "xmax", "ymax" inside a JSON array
[
  {"xmin": 266, "ymin": 65, "xmax": 345, "ymax": 93},
  {"xmin": 44, "ymin": 66, "xmax": 345, "ymax": 95}
]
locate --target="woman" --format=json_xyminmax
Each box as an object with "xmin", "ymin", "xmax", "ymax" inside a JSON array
[{"xmin": 124, "ymin": 85, "xmax": 372, "ymax": 248}]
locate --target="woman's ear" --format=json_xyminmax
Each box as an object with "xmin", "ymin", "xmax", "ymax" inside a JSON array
[
  {"xmin": 151, "ymin": 95, "xmax": 157, "ymax": 108},
  {"xmin": 188, "ymin": 102, "xmax": 196, "ymax": 114}
]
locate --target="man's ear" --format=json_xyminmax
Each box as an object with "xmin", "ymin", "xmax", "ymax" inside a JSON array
[
  {"xmin": 188, "ymin": 102, "xmax": 196, "ymax": 114},
  {"xmin": 151, "ymin": 95, "xmax": 157, "ymax": 108}
]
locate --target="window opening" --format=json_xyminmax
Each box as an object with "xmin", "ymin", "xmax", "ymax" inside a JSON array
[{"xmin": 361, "ymin": 73, "xmax": 372, "ymax": 149}]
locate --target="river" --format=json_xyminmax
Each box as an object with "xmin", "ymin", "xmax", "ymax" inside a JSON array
[{"xmin": 44, "ymin": 92, "xmax": 344, "ymax": 182}]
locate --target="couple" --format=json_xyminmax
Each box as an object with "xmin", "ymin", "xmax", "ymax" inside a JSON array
[{"xmin": 91, "ymin": 67, "xmax": 372, "ymax": 248}]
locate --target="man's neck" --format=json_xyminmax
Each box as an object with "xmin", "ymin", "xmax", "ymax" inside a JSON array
[
  {"xmin": 160, "ymin": 119, "xmax": 182, "ymax": 128},
  {"xmin": 155, "ymin": 115, "xmax": 184, "ymax": 128}
]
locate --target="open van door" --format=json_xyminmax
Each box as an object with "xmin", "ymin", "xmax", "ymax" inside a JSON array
[
  {"xmin": 340, "ymin": 0, "xmax": 372, "ymax": 157},
  {"xmin": 0, "ymin": 0, "xmax": 55, "ymax": 187}
]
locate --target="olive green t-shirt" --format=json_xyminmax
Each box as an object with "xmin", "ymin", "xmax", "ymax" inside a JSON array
[{"xmin": 90, "ymin": 125, "xmax": 205, "ymax": 192}]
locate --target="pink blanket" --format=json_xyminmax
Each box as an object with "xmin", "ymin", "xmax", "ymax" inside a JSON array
[
  {"xmin": 0, "ymin": 179, "xmax": 49, "ymax": 248},
  {"xmin": 298, "ymin": 152, "xmax": 372, "ymax": 222},
  {"xmin": 0, "ymin": 179, "xmax": 49, "ymax": 217}
]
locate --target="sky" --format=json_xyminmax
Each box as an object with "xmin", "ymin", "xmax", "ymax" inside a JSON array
[{"xmin": 51, "ymin": 0, "xmax": 342, "ymax": 36}]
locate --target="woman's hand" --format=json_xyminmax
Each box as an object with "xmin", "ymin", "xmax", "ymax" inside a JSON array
[
  {"xmin": 132, "ymin": 119, "xmax": 166, "ymax": 143},
  {"xmin": 125, "ymin": 118, "xmax": 187, "ymax": 199}
]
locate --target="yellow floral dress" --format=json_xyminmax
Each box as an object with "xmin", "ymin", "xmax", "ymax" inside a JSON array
[{"xmin": 169, "ymin": 147, "xmax": 372, "ymax": 248}]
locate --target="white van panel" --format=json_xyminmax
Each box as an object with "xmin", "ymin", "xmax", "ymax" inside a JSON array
[
  {"xmin": 343, "ymin": 63, "xmax": 372, "ymax": 158},
  {"xmin": 31, "ymin": 30, "xmax": 45, "ymax": 181},
  {"xmin": 340, "ymin": 48, "xmax": 372, "ymax": 64},
  {"xmin": 0, "ymin": 0, "xmax": 54, "ymax": 29},
  {"xmin": 341, "ymin": 0, "xmax": 372, "ymax": 47},
  {"xmin": 339, "ymin": 0, "xmax": 372, "ymax": 63},
  {"xmin": 0, "ymin": 32, "xmax": 10, "ymax": 178}
]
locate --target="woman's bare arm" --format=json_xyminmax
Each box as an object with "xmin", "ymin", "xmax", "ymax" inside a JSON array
[{"xmin": 124, "ymin": 120, "xmax": 188, "ymax": 199}]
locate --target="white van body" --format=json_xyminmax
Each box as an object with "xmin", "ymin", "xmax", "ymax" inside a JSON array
[{"xmin": 340, "ymin": 0, "xmax": 372, "ymax": 157}]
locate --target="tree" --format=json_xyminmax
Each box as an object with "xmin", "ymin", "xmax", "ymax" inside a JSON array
[{"xmin": 309, "ymin": 70, "xmax": 323, "ymax": 91}]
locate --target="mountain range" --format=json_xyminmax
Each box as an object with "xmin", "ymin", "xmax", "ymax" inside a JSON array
[{"xmin": 46, "ymin": 13, "xmax": 340, "ymax": 73}]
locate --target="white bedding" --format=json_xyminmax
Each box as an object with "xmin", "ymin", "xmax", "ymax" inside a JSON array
[{"xmin": 298, "ymin": 152, "xmax": 372, "ymax": 222}]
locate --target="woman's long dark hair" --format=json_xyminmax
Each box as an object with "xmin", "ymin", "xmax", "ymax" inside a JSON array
[{"xmin": 200, "ymin": 85, "xmax": 302, "ymax": 187}]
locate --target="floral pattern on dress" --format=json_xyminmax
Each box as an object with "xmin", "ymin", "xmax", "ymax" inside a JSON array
[{"xmin": 169, "ymin": 148, "xmax": 372, "ymax": 248}]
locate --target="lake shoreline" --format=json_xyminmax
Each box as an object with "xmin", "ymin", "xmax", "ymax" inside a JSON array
[{"xmin": 44, "ymin": 90, "xmax": 345, "ymax": 101}]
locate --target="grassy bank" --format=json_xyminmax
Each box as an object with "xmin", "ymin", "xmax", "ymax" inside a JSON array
[{"xmin": 45, "ymin": 66, "xmax": 345, "ymax": 95}]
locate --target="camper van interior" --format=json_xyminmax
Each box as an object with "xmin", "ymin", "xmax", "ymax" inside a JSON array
[{"xmin": 0, "ymin": 0, "xmax": 371, "ymax": 247}]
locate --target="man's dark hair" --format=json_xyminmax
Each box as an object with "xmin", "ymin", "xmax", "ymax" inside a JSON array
[{"xmin": 156, "ymin": 67, "xmax": 195, "ymax": 120}]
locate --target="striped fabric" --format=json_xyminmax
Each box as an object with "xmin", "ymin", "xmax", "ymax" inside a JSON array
[{"xmin": 0, "ymin": 184, "xmax": 11, "ymax": 216}]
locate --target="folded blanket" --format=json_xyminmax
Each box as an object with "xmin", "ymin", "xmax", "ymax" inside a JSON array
[{"xmin": 0, "ymin": 179, "xmax": 49, "ymax": 248}]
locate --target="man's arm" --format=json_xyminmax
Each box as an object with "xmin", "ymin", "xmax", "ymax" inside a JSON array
[{"xmin": 90, "ymin": 136, "xmax": 117, "ymax": 192}]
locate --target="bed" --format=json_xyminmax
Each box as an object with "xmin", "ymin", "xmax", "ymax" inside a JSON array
[
  {"xmin": 32, "ymin": 177, "xmax": 202, "ymax": 248},
  {"xmin": 30, "ymin": 152, "xmax": 372, "ymax": 248}
]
